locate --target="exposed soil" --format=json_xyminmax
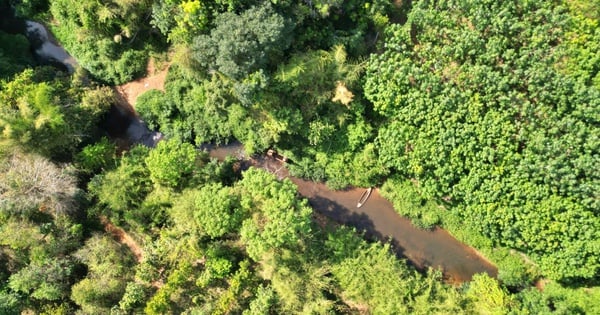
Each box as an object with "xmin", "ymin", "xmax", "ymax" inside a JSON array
[
  {"xmin": 535, "ymin": 278, "xmax": 550, "ymax": 291},
  {"xmin": 100, "ymin": 216, "xmax": 143, "ymax": 262},
  {"xmin": 115, "ymin": 58, "xmax": 169, "ymax": 109}
]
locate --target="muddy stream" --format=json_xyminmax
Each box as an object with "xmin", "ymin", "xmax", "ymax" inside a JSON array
[{"xmin": 206, "ymin": 144, "xmax": 497, "ymax": 283}]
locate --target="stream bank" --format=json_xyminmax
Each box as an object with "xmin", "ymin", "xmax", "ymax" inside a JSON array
[{"xmin": 206, "ymin": 143, "xmax": 498, "ymax": 283}]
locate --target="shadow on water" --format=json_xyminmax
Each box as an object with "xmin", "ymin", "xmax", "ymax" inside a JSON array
[
  {"xmin": 101, "ymin": 103, "xmax": 163, "ymax": 148},
  {"xmin": 207, "ymin": 143, "xmax": 498, "ymax": 284}
]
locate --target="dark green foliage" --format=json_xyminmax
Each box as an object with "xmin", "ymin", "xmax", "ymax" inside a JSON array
[
  {"xmin": 0, "ymin": 32, "xmax": 33, "ymax": 80},
  {"xmin": 192, "ymin": 3, "xmax": 293, "ymax": 79},
  {"xmin": 11, "ymin": 0, "xmax": 49, "ymax": 18},
  {"xmin": 365, "ymin": 0, "xmax": 600, "ymax": 281},
  {"xmin": 135, "ymin": 89, "xmax": 167, "ymax": 131},
  {"xmin": 8, "ymin": 258, "xmax": 74, "ymax": 301},
  {"xmin": 0, "ymin": 290, "xmax": 20, "ymax": 315}
]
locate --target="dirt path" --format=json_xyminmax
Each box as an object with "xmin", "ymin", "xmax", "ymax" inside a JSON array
[
  {"xmin": 100, "ymin": 216, "xmax": 143, "ymax": 262},
  {"xmin": 115, "ymin": 58, "xmax": 169, "ymax": 109}
]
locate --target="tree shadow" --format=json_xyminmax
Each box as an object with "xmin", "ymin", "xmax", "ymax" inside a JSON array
[{"xmin": 306, "ymin": 195, "xmax": 409, "ymax": 263}]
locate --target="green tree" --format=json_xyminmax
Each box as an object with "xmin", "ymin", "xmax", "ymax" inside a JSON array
[
  {"xmin": 8, "ymin": 258, "xmax": 74, "ymax": 301},
  {"xmin": 172, "ymin": 183, "xmax": 241, "ymax": 238},
  {"xmin": 145, "ymin": 138, "xmax": 197, "ymax": 188},
  {"xmin": 88, "ymin": 145, "xmax": 152, "ymax": 215},
  {"xmin": 237, "ymin": 168, "xmax": 312, "ymax": 260},
  {"xmin": 192, "ymin": 3, "xmax": 293, "ymax": 79},
  {"xmin": 0, "ymin": 32, "xmax": 33, "ymax": 80},
  {"xmin": 71, "ymin": 235, "xmax": 135, "ymax": 314},
  {"xmin": 49, "ymin": 0, "xmax": 153, "ymax": 84}
]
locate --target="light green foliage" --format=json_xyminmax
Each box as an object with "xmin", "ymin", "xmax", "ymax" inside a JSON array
[
  {"xmin": 0, "ymin": 69, "xmax": 109, "ymax": 159},
  {"xmin": 380, "ymin": 176, "xmax": 442, "ymax": 229},
  {"xmin": 193, "ymin": 184, "xmax": 241, "ymax": 238},
  {"xmin": 365, "ymin": 1, "xmax": 600, "ymax": 280},
  {"xmin": 325, "ymin": 227, "xmax": 470, "ymax": 314},
  {"xmin": 75, "ymin": 137, "xmax": 116, "ymax": 174},
  {"xmin": 5, "ymin": 0, "xmax": 600, "ymax": 313},
  {"xmin": 261, "ymin": 251, "xmax": 334, "ymax": 314},
  {"xmin": 0, "ymin": 70, "xmax": 67, "ymax": 156},
  {"xmin": 145, "ymin": 138, "xmax": 197, "ymax": 187},
  {"xmin": 274, "ymin": 46, "xmax": 360, "ymax": 124},
  {"xmin": 118, "ymin": 282, "xmax": 149, "ymax": 312},
  {"xmin": 144, "ymin": 262, "xmax": 194, "ymax": 314},
  {"xmin": 332, "ymin": 242, "xmax": 412, "ymax": 314},
  {"xmin": 411, "ymin": 269, "xmax": 467, "ymax": 315},
  {"xmin": 80, "ymin": 86, "xmax": 115, "ymax": 118},
  {"xmin": 71, "ymin": 235, "xmax": 135, "ymax": 314},
  {"xmin": 562, "ymin": 0, "xmax": 600, "ymax": 89},
  {"xmin": 350, "ymin": 143, "xmax": 389, "ymax": 188},
  {"xmin": 151, "ymin": 0, "xmax": 249, "ymax": 43},
  {"xmin": 172, "ymin": 183, "xmax": 241, "ymax": 238},
  {"xmin": 531, "ymin": 281, "xmax": 600, "ymax": 314},
  {"xmin": 243, "ymin": 285, "xmax": 276, "ymax": 315},
  {"xmin": 489, "ymin": 248, "xmax": 536, "ymax": 289},
  {"xmin": 0, "ymin": 219, "xmax": 45, "ymax": 262},
  {"xmin": 192, "ymin": 3, "xmax": 293, "ymax": 79},
  {"xmin": 237, "ymin": 168, "xmax": 312, "ymax": 260},
  {"xmin": 466, "ymin": 274, "xmax": 514, "ymax": 315}
]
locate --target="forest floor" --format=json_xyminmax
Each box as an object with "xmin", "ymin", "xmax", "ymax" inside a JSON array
[{"xmin": 115, "ymin": 58, "xmax": 169, "ymax": 109}]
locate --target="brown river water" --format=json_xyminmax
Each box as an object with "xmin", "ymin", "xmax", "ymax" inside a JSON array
[{"xmin": 206, "ymin": 143, "xmax": 497, "ymax": 283}]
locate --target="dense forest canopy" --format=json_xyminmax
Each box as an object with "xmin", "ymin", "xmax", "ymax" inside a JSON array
[
  {"xmin": 365, "ymin": 0, "xmax": 600, "ymax": 281},
  {"xmin": 1, "ymin": 0, "xmax": 599, "ymax": 313}
]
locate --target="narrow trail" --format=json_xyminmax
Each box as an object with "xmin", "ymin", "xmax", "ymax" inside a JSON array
[{"xmin": 99, "ymin": 216, "xmax": 143, "ymax": 262}]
